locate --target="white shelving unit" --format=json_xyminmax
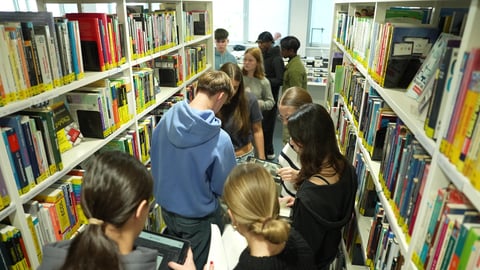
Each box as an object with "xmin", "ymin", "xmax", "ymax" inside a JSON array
[
  {"xmin": 328, "ymin": 0, "xmax": 480, "ymax": 269},
  {"xmin": 0, "ymin": 0, "xmax": 214, "ymax": 268}
]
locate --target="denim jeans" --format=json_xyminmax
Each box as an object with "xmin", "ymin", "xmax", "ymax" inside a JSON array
[{"xmin": 162, "ymin": 205, "xmax": 225, "ymax": 270}]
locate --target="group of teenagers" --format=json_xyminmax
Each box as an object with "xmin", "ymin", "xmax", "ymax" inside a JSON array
[{"xmin": 37, "ymin": 30, "xmax": 358, "ymax": 270}]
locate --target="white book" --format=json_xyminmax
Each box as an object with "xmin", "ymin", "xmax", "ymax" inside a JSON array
[
  {"xmin": 34, "ymin": 34, "xmax": 53, "ymax": 88},
  {"xmin": 0, "ymin": 25, "xmax": 16, "ymax": 100}
]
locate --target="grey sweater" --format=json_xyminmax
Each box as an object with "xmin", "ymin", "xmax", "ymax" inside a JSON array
[{"xmin": 38, "ymin": 239, "xmax": 158, "ymax": 270}]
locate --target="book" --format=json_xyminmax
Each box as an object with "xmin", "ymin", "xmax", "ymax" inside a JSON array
[
  {"xmin": 65, "ymin": 90, "xmax": 110, "ymax": 139},
  {"xmin": 0, "ymin": 115, "xmax": 36, "ymax": 189},
  {"xmin": 33, "ymin": 24, "xmax": 63, "ymax": 88},
  {"xmin": 450, "ymin": 55, "xmax": 480, "ymax": 170},
  {"xmin": 65, "ymin": 13, "xmax": 112, "ymax": 69},
  {"xmin": 35, "ymin": 187, "xmax": 71, "ymax": 240},
  {"xmin": 1, "ymin": 127, "xmax": 30, "ymax": 194},
  {"xmin": 65, "ymin": 17, "xmax": 105, "ymax": 71},
  {"xmin": 381, "ymin": 24, "xmax": 439, "ymax": 89},
  {"xmin": 457, "ymin": 227, "xmax": 480, "ymax": 269},
  {"xmin": 20, "ymin": 21, "xmax": 42, "ymax": 96},
  {"xmin": 54, "ymin": 18, "xmax": 75, "ymax": 85},
  {"xmin": 22, "ymin": 106, "xmax": 64, "ymax": 173},
  {"xmin": 406, "ymin": 33, "xmax": 460, "ymax": 112},
  {"xmin": 424, "ymin": 39, "xmax": 461, "ymax": 139},
  {"xmin": 49, "ymin": 101, "xmax": 83, "ymax": 153}
]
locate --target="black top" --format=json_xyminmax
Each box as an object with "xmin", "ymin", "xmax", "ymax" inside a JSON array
[
  {"xmin": 291, "ymin": 163, "xmax": 358, "ymax": 269},
  {"xmin": 263, "ymin": 45, "xmax": 284, "ymax": 98},
  {"xmin": 234, "ymin": 228, "xmax": 316, "ymax": 270}
]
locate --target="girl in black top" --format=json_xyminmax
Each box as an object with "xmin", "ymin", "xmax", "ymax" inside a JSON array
[{"xmin": 287, "ymin": 103, "xmax": 358, "ymax": 270}]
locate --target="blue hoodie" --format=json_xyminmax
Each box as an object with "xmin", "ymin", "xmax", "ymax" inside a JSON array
[{"xmin": 150, "ymin": 100, "xmax": 236, "ymax": 218}]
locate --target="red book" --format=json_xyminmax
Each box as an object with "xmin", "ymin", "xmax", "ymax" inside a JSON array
[
  {"xmin": 66, "ymin": 13, "xmax": 112, "ymax": 69},
  {"xmin": 66, "ymin": 17, "xmax": 105, "ymax": 72}
]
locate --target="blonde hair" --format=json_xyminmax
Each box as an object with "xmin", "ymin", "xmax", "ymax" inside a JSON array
[
  {"xmin": 223, "ymin": 163, "xmax": 290, "ymax": 244},
  {"xmin": 243, "ymin": 47, "xmax": 266, "ymax": 79},
  {"xmin": 279, "ymin": 86, "xmax": 312, "ymax": 108}
]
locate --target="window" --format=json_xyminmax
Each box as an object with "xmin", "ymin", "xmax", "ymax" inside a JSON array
[
  {"xmin": 213, "ymin": 0, "xmax": 290, "ymax": 44},
  {"xmin": 308, "ymin": 0, "xmax": 333, "ymax": 46},
  {"xmin": 2, "ymin": 0, "xmax": 36, "ymax": 11}
]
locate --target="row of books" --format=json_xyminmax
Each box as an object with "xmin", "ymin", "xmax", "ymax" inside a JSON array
[
  {"xmin": 155, "ymin": 53, "xmax": 184, "ymax": 87},
  {"xmin": 0, "ymin": 223, "xmax": 30, "ymax": 269},
  {"xmin": 1, "ymin": 105, "xmax": 68, "ymax": 196},
  {"xmin": 184, "ymin": 10, "xmax": 210, "ymax": 42},
  {"xmin": 0, "ymin": 11, "xmax": 128, "ymax": 108},
  {"xmin": 25, "ymin": 175, "xmax": 83, "ymax": 252},
  {"xmin": 185, "ymin": 44, "xmax": 208, "ymax": 80},
  {"xmin": 438, "ymin": 47, "xmax": 480, "ymax": 186},
  {"xmin": 127, "ymin": 9, "xmax": 179, "ymax": 59},
  {"xmin": 411, "ymin": 186, "xmax": 480, "ymax": 270}
]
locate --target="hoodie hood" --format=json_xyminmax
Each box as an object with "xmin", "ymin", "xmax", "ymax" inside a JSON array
[{"xmin": 164, "ymin": 100, "xmax": 222, "ymax": 148}]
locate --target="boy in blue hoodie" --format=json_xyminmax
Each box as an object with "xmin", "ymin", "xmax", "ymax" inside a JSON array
[{"xmin": 150, "ymin": 70, "xmax": 236, "ymax": 270}]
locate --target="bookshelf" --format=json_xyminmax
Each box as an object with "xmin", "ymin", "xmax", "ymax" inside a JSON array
[
  {"xmin": 328, "ymin": 0, "xmax": 480, "ymax": 269},
  {"xmin": 0, "ymin": 0, "xmax": 213, "ymax": 268}
]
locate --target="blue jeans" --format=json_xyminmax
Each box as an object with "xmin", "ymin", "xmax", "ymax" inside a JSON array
[{"xmin": 162, "ymin": 205, "xmax": 225, "ymax": 270}]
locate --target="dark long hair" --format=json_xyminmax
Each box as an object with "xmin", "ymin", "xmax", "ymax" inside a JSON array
[
  {"xmin": 217, "ymin": 62, "xmax": 251, "ymax": 137},
  {"xmin": 61, "ymin": 151, "xmax": 153, "ymax": 270},
  {"xmin": 288, "ymin": 103, "xmax": 347, "ymax": 185}
]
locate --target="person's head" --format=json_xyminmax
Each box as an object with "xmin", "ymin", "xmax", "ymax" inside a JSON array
[
  {"xmin": 256, "ymin": 31, "xmax": 274, "ymax": 53},
  {"xmin": 278, "ymin": 87, "xmax": 312, "ymax": 125},
  {"xmin": 273, "ymin": 32, "xmax": 282, "ymax": 41},
  {"xmin": 215, "ymin": 28, "xmax": 230, "ymax": 54},
  {"xmin": 196, "ymin": 70, "xmax": 234, "ymax": 112},
  {"xmin": 242, "ymin": 47, "xmax": 265, "ymax": 79},
  {"xmin": 288, "ymin": 103, "xmax": 345, "ymax": 182},
  {"xmin": 280, "ymin": 36, "xmax": 301, "ymax": 58},
  {"xmin": 62, "ymin": 151, "xmax": 153, "ymax": 270},
  {"xmin": 218, "ymin": 62, "xmax": 251, "ymax": 136},
  {"xmin": 223, "ymin": 163, "xmax": 290, "ymax": 244}
]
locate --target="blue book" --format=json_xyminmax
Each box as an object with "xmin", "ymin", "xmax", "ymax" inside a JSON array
[
  {"xmin": 0, "ymin": 115, "xmax": 35, "ymax": 190},
  {"xmin": 67, "ymin": 21, "xmax": 80, "ymax": 78}
]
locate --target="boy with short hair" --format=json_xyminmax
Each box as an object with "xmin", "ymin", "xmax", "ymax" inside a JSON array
[
  {"xmin": 214, "ymin": 28, "xmax": 237, "ymax": 70},
  {"xmin": 150, "ymin": 71, "xmax": 236, "ymax": 270}
]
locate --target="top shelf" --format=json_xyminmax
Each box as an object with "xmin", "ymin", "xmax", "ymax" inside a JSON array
[{"xmin": 332, "ymin": 40, "xmax": 436, "ymax": 156}]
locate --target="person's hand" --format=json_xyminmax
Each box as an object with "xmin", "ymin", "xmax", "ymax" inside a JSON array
[
  {"xmin": 279, "ymin": 196, "xmax": 295, "ymax": 208},
  {"xmin": 277, "ymin": 167, "xmax": 299, "ymax": 182},
  {"xmin": 168, "ymin": 248, "xmax": 196, "ymax": 270}
]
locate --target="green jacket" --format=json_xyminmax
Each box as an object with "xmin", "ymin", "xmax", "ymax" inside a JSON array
[{"xmin": 283, "ymin": 55, "xmax": 307, "ymax": 90}]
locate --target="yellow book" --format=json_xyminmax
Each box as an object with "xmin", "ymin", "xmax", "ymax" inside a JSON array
[
  {"xmin": 449, "ymin": 87, "xmax": 480, "ymax": 166},
  {"xmin": 25, "ymin": 213, "xmax": 42, "ymax": 262},
  {"xmin": 35, "ymin": 187, "xmax": 71, "ymax": 237}
]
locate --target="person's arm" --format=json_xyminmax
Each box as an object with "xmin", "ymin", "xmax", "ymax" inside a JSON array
[
  {"xmin": 210, "ymin": 135, "xmax": 236, "ymax": 196},
  {"xmin": 269, "ymin": 56, "xmax": 284, "ymax": 88},
  {"xmin": 258, "ymin": 79, "xmax": 274, "ymax": 110},
  {"xmin": 252, "ymin": 121, "xmax": 265, "ymax": 159}
]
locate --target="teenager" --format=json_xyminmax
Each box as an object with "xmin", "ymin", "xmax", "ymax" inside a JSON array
[
  {"xmin": 150, "ymin": 71, "xmax": 236, "ymax": 270},
  {"xmin": 276, "ymin": 87, "xmax": 312, "ymax": 198},
  {"xmin": 214, "ymin": 28, "xmax": 237, "ymax": 70},
  {"xmin": 280, "ymin": 36, "xmax": 308, "ymax": 142},
  {"xmin": 287, "ymin": 103, "xmax": 357, "ymax": 270},
  {"xmin": 218, "ymin": 62, "xmax": 265, "ymax": 161},
  {"xmin": 256, "ymin": 31, "xmax": 285, "ymax": 160},
  {"xmin": 169, "ymin": 163, "xmax": 317, "ymax": 270},
  {"xmin": 39, "ymin": 151, "xmax": 156, "ymax": 270}
]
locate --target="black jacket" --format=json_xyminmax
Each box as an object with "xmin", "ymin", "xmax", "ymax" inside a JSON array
[{"xmin": 263, "ymin": 46, "xmax": 284, "ymax": 98}]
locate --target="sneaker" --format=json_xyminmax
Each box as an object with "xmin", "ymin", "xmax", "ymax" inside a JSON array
[{"xmin": 267, "ymin": 154, "xmax": 276, "ymax": 160}]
